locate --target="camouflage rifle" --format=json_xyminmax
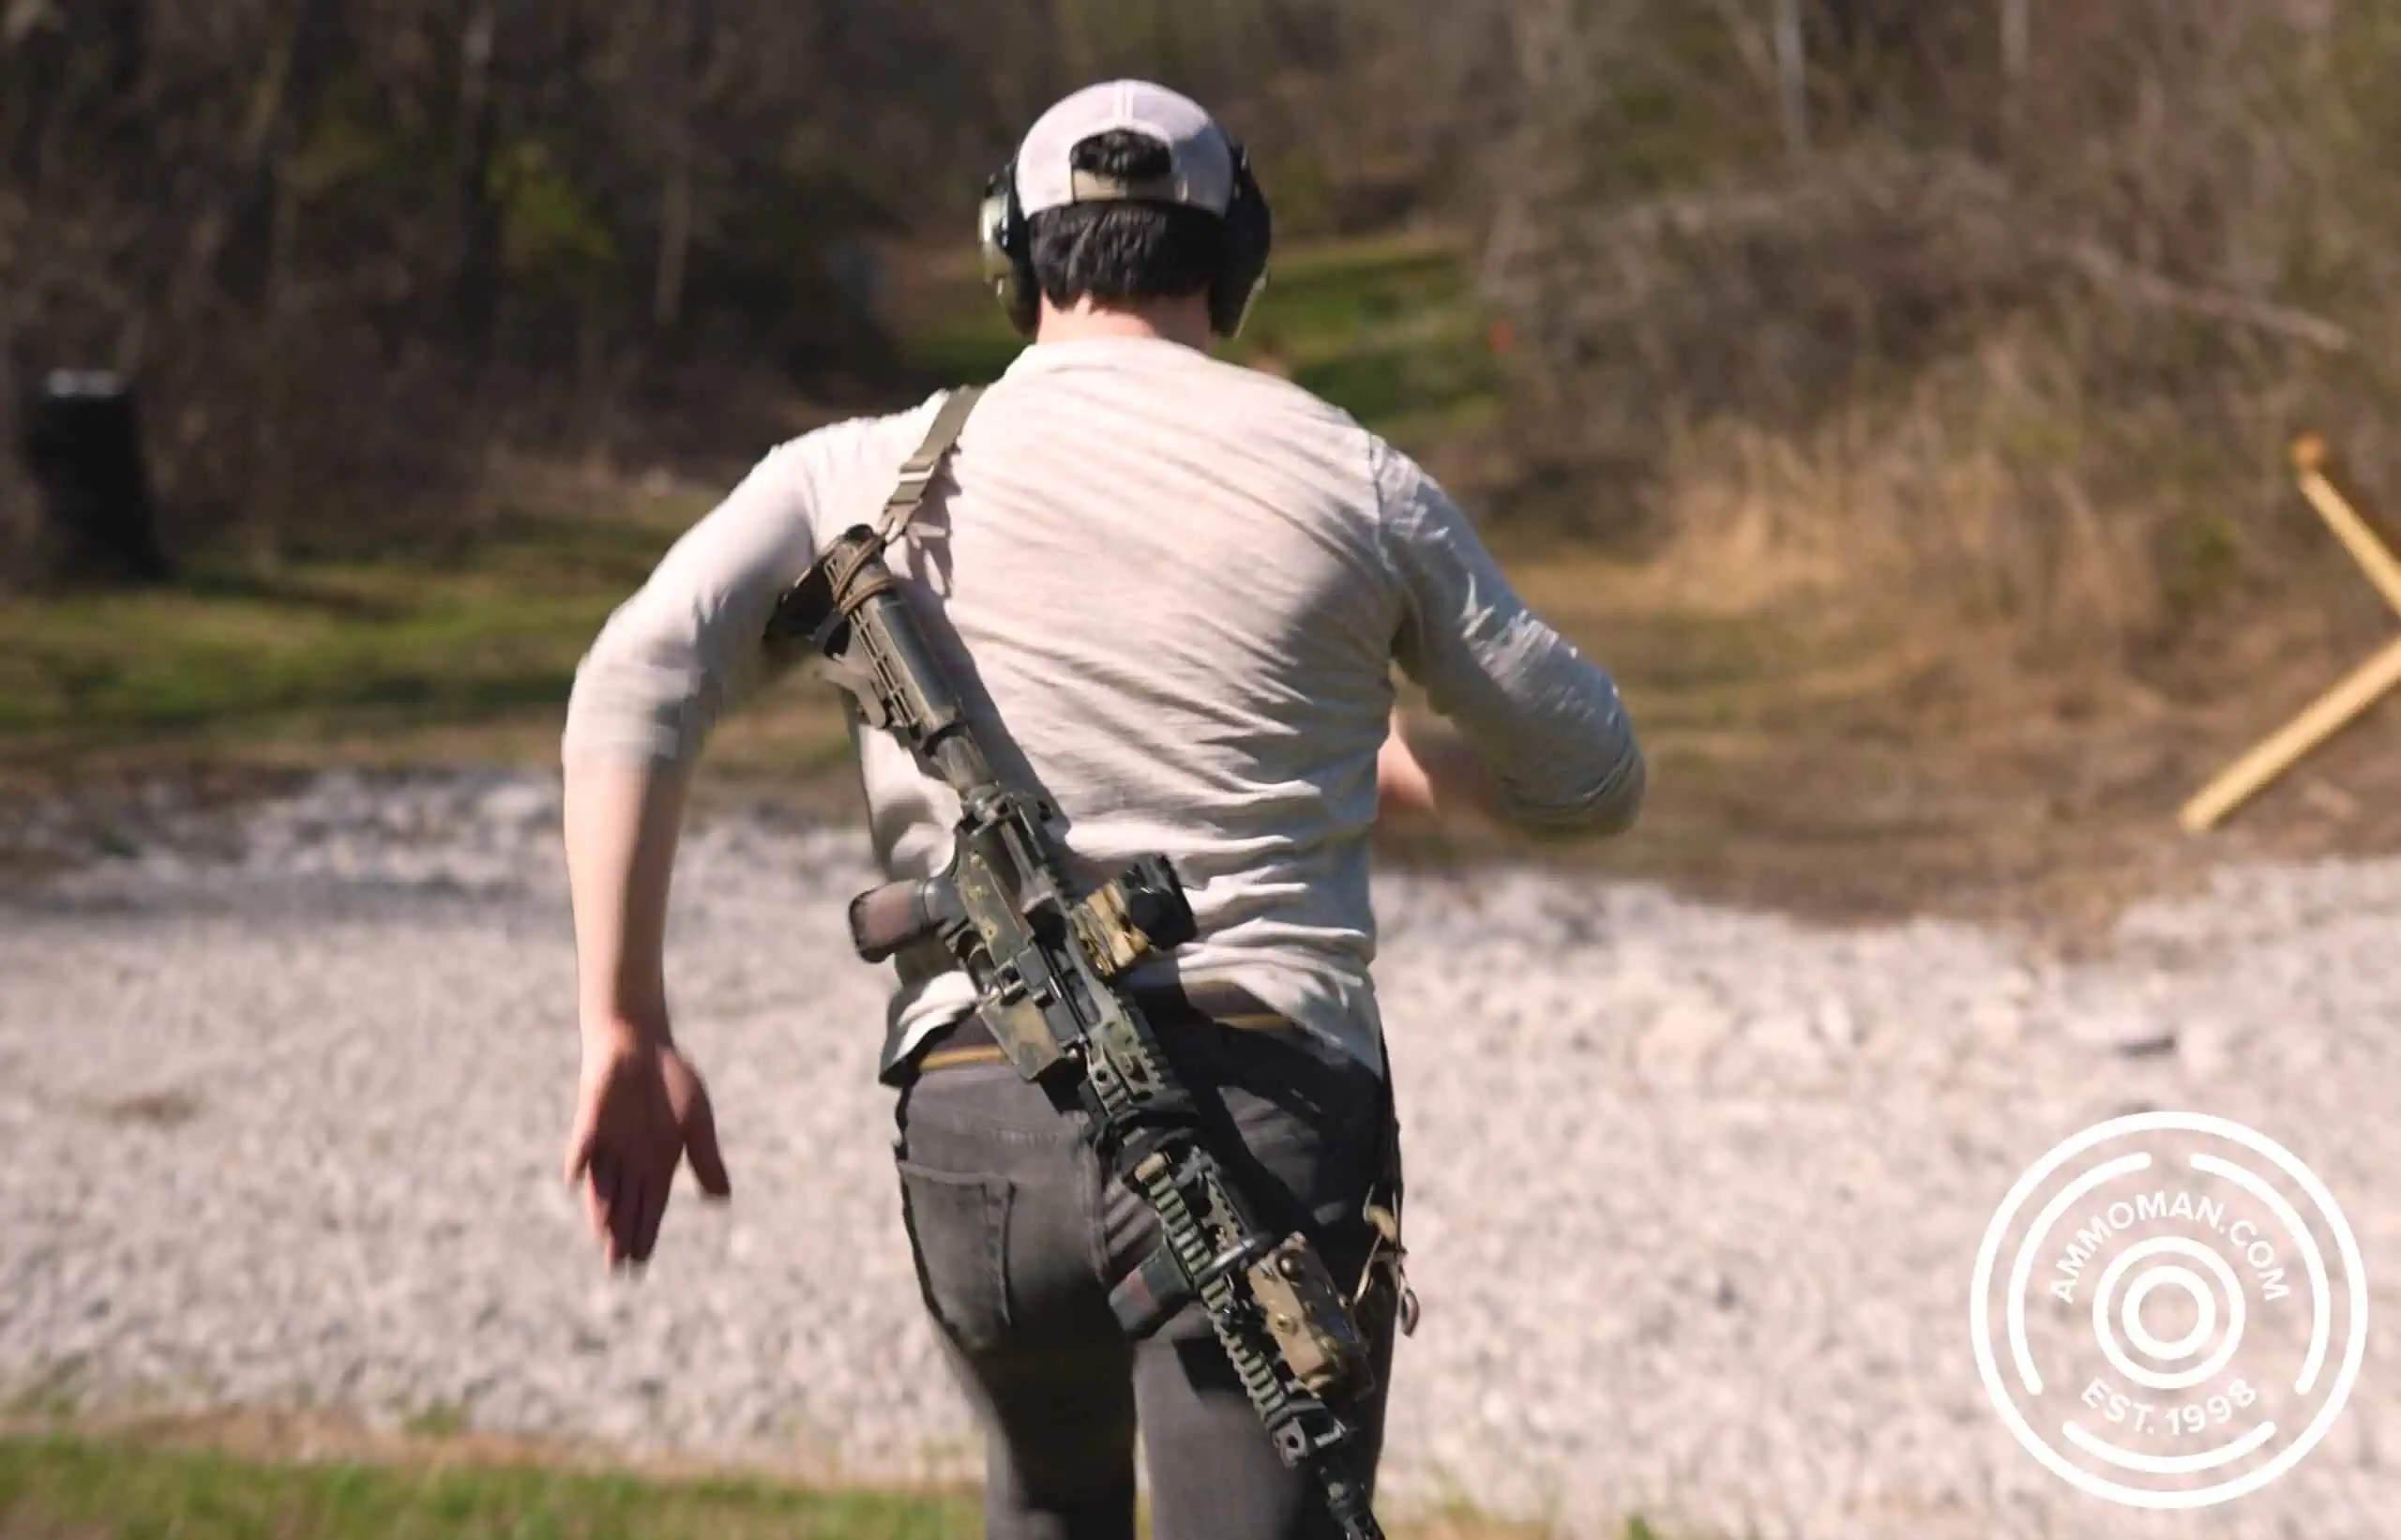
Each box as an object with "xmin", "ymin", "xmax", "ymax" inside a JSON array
[{"xmin": 763, "ymin": 386, "xmax": 1387, "ymax": 1540}]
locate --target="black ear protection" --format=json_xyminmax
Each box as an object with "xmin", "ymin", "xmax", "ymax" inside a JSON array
[
  {"xmin": 975, "ymin": 166, "xmax": 1040, "ymax": 337},
  {"xmin": 976, "ymin": 142, "xmax": 1273, "ymax": 340}
]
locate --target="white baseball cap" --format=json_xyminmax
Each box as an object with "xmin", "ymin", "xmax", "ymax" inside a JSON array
[{"xmin": 1013, "ymin": 80, "xmax": 1237, "ymax": 218}]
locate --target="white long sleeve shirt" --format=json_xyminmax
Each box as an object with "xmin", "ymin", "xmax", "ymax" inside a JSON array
[{"xmin": 564, "ymin": 336, "xmax": 1643, "ymax": 1072}]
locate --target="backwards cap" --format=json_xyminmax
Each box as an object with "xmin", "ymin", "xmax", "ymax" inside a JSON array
[{"xmin": 1013, "ymin": 80, "xmax": 1238, "ymax": 218}]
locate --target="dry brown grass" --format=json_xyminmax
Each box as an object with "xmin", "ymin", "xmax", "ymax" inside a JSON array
[{"xmin": 1448, "ymin": 521, "xmax": 2401, "ymax": 943}]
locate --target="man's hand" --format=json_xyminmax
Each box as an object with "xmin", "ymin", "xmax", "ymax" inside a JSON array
[
  {"xmin": 1378, "ymin": 708, "xmax": 1496, "ymax": 824},
  {"xmin": 1376, "ymin": 713, "xmax": 1441, "ymax": 820},
  {"xmin": 562, "ymin": 1026, "xmax": 732, "ymax": 1270}
]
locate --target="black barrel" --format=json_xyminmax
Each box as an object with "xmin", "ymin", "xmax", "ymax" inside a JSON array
[{"xmin": 22, "ymin": 370, "xmax": 167, "ymax": 581}]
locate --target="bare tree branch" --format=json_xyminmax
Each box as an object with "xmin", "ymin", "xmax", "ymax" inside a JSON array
[{"xmin": 2044, "ymin": 236, "xmax": 2355, "ymax": 355}]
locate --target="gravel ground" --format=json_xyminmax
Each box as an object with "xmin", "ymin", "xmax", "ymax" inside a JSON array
[{"xmin": 1, "ymin": 771, "xmax": 2393, "ymax": 1537}]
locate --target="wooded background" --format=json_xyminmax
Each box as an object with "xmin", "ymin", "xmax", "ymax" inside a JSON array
[
  {"xmin": 8, "ymin": 0, "xmax": 2401, "ymax": 680},
  {"xmin": 0, "ymin": 0, "xmax": 1504, "ymax": 556}
]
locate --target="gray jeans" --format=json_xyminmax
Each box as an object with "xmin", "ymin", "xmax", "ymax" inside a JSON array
[{"xmin": 892, "ymin": 1017, "xmax": 1398, "ymax": 1540}]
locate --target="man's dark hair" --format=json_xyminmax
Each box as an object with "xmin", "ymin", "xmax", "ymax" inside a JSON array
[{"xmin": 1027, "ymin": 130, "xmax": 1225, "ymax": 310}]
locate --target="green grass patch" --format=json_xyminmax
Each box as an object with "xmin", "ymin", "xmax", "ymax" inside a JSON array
[
  {"xmin": 0, "ymin": 502, "xmax": 701, "ymax": 752},
  {"xmin": 0, "ymin": 1432, "xmax": 1636, "ymax": 1539},
  {"xmin": 898, "ymin": 232, "xmax": 1500, "ymax": 445},
  {"xmin": 0, "ymin": 1432, "xmax": 978, "ymax": 1539}
]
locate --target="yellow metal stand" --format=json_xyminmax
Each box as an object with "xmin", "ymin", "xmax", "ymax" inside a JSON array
[{"xmin": 2181, "ymin": 436, "xmax": 2401, "ymax": 832}]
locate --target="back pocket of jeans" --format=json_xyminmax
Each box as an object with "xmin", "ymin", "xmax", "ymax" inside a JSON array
[{"xmin": 896, "ymin": 1160, "xmax": 1014, "ymax": 1352}]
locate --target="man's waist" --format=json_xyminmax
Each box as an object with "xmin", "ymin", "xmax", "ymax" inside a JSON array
[
  {"xmin": 888, "ymin": 946, "xmax": 1386, "ymax": 1078},
  {"xmin": 909, "ymin": 978, "xmax": 1294, "ymax": 1078}
]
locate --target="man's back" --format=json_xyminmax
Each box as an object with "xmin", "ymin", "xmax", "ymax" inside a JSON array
[
  {"xmin": 876, "ymin": 339, "xmax": 1399, "ymax": 1047},
  {"xmin": 566, "ymin": 339, "xmax": 1639, "ymax": 1068}
]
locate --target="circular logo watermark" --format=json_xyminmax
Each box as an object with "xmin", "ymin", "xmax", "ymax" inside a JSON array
[{"xmin": 1969, "ymin": 1111, "xmax": 2367, "ymax": 1508}]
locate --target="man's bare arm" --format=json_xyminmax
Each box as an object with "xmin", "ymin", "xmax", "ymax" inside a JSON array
[
  {"xmin": 566, "ymin": 761, "xmax": 688, "ymax": 1041},
  {"xmin": 560, "ymin": 758, "xmax": 731, "ymax": 1270}
]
